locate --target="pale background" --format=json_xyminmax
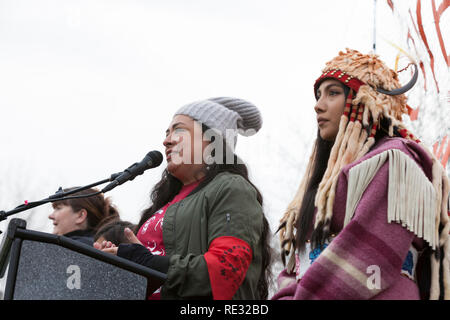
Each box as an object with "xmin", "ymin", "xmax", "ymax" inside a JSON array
[{"xmin": 0, "ymin": 0, "xmax": 448, "ymax": 294}]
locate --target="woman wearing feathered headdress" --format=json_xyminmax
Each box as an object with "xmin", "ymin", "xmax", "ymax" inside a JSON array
[{"xmin": 274, "ymin": 49, "xmax": 449, "ymax": 300}]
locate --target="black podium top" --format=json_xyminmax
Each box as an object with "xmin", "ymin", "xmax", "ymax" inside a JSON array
[{"xmin": 0, "ymin": 219, "xmax": 167, "ymax": 300}]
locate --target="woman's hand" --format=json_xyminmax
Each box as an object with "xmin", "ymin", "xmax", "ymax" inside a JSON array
[
  {"xmin": 123, "ymin": 227, "xmax": 143, "ymax": 245},
  {"xmin": 93, "ymin": 228, "xmax": 143, "ymax": 255},
  {"xmin": 94, "ymin": 240, "xmax": 118, "ymax": 255}
]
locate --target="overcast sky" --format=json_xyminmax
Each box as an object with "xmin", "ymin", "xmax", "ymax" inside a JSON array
[{"xmin": 0, "ymin": 0, "xmax": 446, "ymax": 238}]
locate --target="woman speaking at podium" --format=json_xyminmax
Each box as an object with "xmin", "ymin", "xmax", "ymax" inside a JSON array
[{"xmin": 96, "ymin": 97, "xmax": 272, "ymax": 300}]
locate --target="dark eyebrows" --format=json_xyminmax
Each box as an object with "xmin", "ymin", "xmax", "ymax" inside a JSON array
[
  {"xmin": 165, "ymin": 121, "xmax": 185, "ymax": 135},
  {"xmin": 316, "ymin": 82, "xmax": 345, "ymax": 97}
]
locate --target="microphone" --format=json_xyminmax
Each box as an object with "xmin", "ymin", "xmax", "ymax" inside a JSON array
[{"xmin": 101, "ymin": 151, "xmax": 163, "ymax": 193}]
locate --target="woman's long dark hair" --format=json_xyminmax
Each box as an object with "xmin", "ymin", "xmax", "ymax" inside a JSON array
[
  {"xmin": 295, "ymin": 84, "xmax": 349, "ymax": 251},
  {"xmin": 295, "ymin": 88, "xmax": 394, "ymax": 252},
  {"xmin": 295, "ymin": 135, "xmax": 333, "ymax": 251},
  {"xmin": 138, "ymin": 124, "xmax": 273, "ymax": 300},
  {"xmin": 138, "ymin": 172, "xmax": 183, "ymax": 228}
]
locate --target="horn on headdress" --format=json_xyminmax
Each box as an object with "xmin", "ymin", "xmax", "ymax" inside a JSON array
[{"xmin": 376, "ymin": 64, "xmax": 418, "ymax": 96}]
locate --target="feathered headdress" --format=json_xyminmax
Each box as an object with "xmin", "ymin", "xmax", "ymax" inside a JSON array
[{"xmin": 278, "ymin": 48, "xmax": 450, "ymax": 299}]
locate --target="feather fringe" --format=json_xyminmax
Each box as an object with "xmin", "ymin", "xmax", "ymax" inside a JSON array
[
  {"xmin": 344, "ymin": 149, "xmax": 437, "ymax": 250},
  {"xmin": 344, "ymin": 151, "xmax": 388, "ymax": 226}
]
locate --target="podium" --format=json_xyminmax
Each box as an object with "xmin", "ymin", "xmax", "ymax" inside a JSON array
[{"xmin": 0, "ymin": 219, "xmax": 166, "ymax": 300}]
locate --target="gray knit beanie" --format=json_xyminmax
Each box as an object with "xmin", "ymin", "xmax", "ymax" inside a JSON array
[{"xmin": 174, "ymin": 97, "xmax": 262, "ymax": 150}]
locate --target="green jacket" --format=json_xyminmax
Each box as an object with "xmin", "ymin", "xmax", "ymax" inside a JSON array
[{"xmin": 160, "ymin": 172, "xmax": 264, "ymax": 300}]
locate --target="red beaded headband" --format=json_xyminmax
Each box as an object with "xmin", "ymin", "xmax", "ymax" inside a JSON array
[
  {"xmin": 314, "ymin": 69, "xmax": 365, "ymax": 97},
  {"xmin": 313, "ymin": 68, "xmax": 420, "ymax": 142}
]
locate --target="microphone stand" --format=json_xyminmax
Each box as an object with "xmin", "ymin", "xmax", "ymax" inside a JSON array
[{"xmin": 0, "ymin": 172, "xmax": 122, "ymax": 231}]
